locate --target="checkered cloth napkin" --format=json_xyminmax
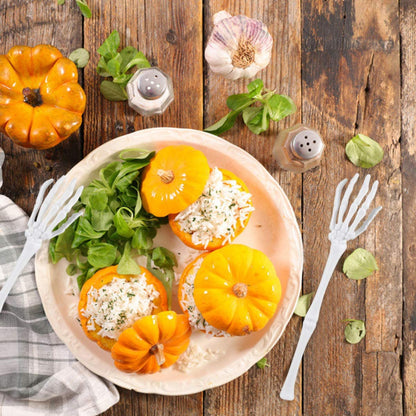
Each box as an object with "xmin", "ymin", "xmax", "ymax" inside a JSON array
[{"xmin": 0, "ymin": 194, "xmax": 119, "ymax": 415}]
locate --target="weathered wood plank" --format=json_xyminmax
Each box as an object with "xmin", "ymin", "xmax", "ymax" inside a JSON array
[
  {"xmin": 203, "ymin": 1, "xmax": 302, "ymax": 415},
  {"xmin": 400, "ymin": 0, "xmax": 416, "ymax": 414},
  {"xmin": 301, "ymin": 0, "xmax": 402, "ymax": 415},
  {"xmin": 83, "ymin": 0, "xmax": 203, "ymax": 155},
  {"xmin": 84, "ymin": 2, "xmax": 204, "ymax": 415},
  {"xmin": 0, "ymin": 0, "xmax": 83, "ymax": 213}
]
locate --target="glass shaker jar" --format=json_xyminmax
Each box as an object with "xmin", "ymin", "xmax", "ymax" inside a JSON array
[{"xmin": 273, "ymin": 124, "xmax": 325, "ymax": 173}]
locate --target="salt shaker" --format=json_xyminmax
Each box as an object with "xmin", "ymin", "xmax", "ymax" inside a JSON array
[
  {"xmin": 126, "ymin": 67, "xmax": 174, "ymax": 116},
  {"xmin": 273, "ymin": 124, "xmax": 324, "ymax": 173}
]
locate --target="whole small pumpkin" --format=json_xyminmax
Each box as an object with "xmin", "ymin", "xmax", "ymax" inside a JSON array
[
  {"xmin": 111, "ymin": 311, "xmax": 191, "ymax": 373},
  {"xmin": 0, "ymin": 44, "xmax": 86, "ymax": 149},
  {"xmin": 193, "ymin": 244, "xmax": 281, "ymax": 336},
  {"xmin": 141, "ymin": 145, "xmax": 210, "ymax": 217}
]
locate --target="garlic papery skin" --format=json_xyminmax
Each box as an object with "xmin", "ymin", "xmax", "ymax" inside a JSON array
[{"xmin": 205, "ymin": 11, "xmax": 273, "ymax": 80}]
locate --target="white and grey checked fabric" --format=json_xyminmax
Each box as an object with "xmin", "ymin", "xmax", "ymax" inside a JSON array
[{"xmin": 0, "ymin": 194, "xmax": 119, "ymax": 415}]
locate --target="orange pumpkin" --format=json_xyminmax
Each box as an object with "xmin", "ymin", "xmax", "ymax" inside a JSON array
[
  {"xmin": 177, "ymin": 253, "xmax": 229, "ymax": 336},
  {"xmin": 141, "ymin": 145, "xmax": 210, "ymax": 217},
  {"xmin": 78, "ymin": 266, "xmax": 168, "ymax": 351},
  {"xmin": 0, "ymin": 44, "xmax": 86, "ymax": 149},
  {"xmin": 169, "ymin": 168, "xmax": 253, "ymax": 250},
  {"xmin": 111, "ymin": 311, "xmax": 191, "ymax": 373},
  {"xmin": 193, "ymin": 244, "xmax": 281, "ymax": 336}
]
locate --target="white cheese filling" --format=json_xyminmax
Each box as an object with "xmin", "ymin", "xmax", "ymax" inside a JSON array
[
  {"xmin": 174, "ymin": 167, "xmax": 254, "ymax": 248},
  {"xmin": 81, "ymin": 274, "xmax": 159, "ymax": 339},
  {"xmin": 180, "ymin": 257, "xmax": 229, "ymax": 337}
]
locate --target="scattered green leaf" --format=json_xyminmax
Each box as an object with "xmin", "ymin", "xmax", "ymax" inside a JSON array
[
  {"xmin": 294, "ymin": 292, "xmax": 314, "ymax": 317},
  {"xmin": 343, "ymin": 248, "xmax": 378, "ymax": 280},
  {"xmin": 75, "ymin": 0, "xmax": 91, "ymax": 18},
  {"xmin": 345, "ymin": 134, "xmax": 384, "ymax": 168},
  {"xmin": 69, "ymin": 48, "xmax": 90, "ymax": 68},
  {"xmin": 343, "ymin": 319, "xmax": 366, "ymax": 344},
  {"xmin": 100, "ymin": 80, "xmax": 128, "ymax": 101},
  {"xmin": 256, "ymin": 357, "xmax": 270, "ymax": 369},
  {"xmin": 57, "ymin": 0, "xmax": 65, "ymax": 5},
  {"xmin": 204, "ymin": 79, "xmax": 296, "ymax": 136},
  {"xmin": 96, "ymin": 30, "xmax": 150, "ymax": 101}
]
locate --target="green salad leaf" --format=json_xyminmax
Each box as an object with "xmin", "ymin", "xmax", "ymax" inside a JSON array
[
  {"xmin": 49, "ymin": 148, "xmax": 177, "ymax": 307},
  {"xmin": 343, "ymin": 248, "xmax": 378, "ymax": 280},
  {"xmin": 256, "ymin": 357, "xmax": 270, "ymax": 369},
  {"xmin": 345, "ymin": 134, "xmax": 384, "ymax": 168},
  {"xmin": 344, "ymin": 319, "xmax": 366, "ymax": 344},
  {"xmin": 97, "ymin": 30, "xmax": 150, "ymax": 101},
  {"xmin": 69, "ymin": 48, "xmax": 90, "ymax": 68},
  {"xmin": 204, "ymin": 79, "xmax": 296, "ymax": 136},
  {"xmin": 294, "ymin": 292, "xmax": 314, "ymax": 317}
]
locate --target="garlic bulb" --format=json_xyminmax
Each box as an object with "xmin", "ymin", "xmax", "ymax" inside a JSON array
[{"xmin": 205, "ymin": 11, "xmax": 273, "ymax": 80}]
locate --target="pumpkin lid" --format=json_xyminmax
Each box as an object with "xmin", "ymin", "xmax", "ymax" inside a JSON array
[
  {"xmin": 111, "ymin": 311, "xmax": 191, "ymax": 374},
  {"xmin": 140, "ymin": 145, "xmax": 210, "ymax": 217},
  {"xmin": 193, "ymin": 244, "xmax": 282, "ymax": 336}
]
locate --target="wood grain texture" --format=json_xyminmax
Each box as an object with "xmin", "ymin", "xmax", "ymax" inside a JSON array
[
  {"xmin": 0, "ymin": 0, "xmax": 83, "ymax": 213},
  {"xmin": 203, "ymin": 1, "xmax": 302, "ymax": 415},
  {"xmin": 0, "ymin": 1, "xmax": 412, "ymax": 415},
  {"xmin": 301, "ymin": 1, "xmax": 402, "ymax": 415},
  {"xmin": 85, "ymin": 2, "xmax": 203, "ymax": 415},
  {"xmin": 83, "ymin": 0, "xmax": 203, "ymax": 155},
  {"xmin": 400, "ymin": 0, "xmax": 416, "ymax": 414}
]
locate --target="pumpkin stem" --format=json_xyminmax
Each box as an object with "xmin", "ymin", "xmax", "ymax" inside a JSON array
[
  {"xmin": 157, "ymin": 169, "xmax": 174, "ymax": 184},
  {"xmin": 232, "ymin": 282, "xmax": 248, "ymax": 298},
  {"xmin": 149, "ymin": 343, "xmax": 166, "ymax": 366},
  {"xmin": 232, "ymin": 39, "xmax": 256, "ymax": 69},
  {"xmin": 22, "ymin": 87, "xmax": 43, "ymax": 107}
]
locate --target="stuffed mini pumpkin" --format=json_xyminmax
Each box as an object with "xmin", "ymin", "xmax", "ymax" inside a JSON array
[
  {"xmin": 78, "ymin": 266, "xmax": 168, "ymax": 351},
  {"xmin": 193, "ymin": 244, "xmax": 281, "ymax": 336},
  {"xmin": 111, "ymin": 311, "xmax": 191, "ymax": 373},
  {"xmin": 169, "ymin": 168, "xmax": 253, "ymax": 250},
  {"xmin": 0, "ymin": 44, "xmax": 86, "ymax": 149}
]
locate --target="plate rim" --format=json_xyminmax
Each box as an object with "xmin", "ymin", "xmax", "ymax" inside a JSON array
[{"xmin": 35, "ymin": 127, "xmax": 303, "ymax": 395}]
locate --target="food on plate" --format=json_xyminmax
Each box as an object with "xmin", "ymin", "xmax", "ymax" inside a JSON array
[
  {"xmin": 49, "ymin": 149, "xmax": 176, "ymax": 296},
  {"xmin": 78, "ymin": 265, "xmax": 168, "ymax": 351},
  {"xmin": 193, "ymin": 244, "xmax": 281, "ymax": 336},
  {"xmin": 0, "ymin": 44, "xmax": 86, "ymax": 149},
  {"xmin": 111, "ymin": 311, "xmax": 191, "ymax": 373},
  {"xmin": 141, "ymin": 145, "xmax": 210, "ymax": 217},
  {"xmin": 178, "ymin": 253, "xmax": 229, "ymax": 336},
  {"xmin": 169, "ymin": 167, "xmax": 254, "ymax": 250}
]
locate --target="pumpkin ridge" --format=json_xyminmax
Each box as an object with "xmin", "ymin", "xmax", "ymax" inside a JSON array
[
  {"xmin": 40, "ymin": 79, "xmax": 82, "ymax": 97},
  {"xmin": 250, "ymin": 300, "xmax": 277, "ymax": 317},
  {"xmin": 5, "ymin": 59, "xmax": 25, "ymax": 87}
]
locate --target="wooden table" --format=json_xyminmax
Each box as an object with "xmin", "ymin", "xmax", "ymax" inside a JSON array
[{"xmin": 0, "ymin": 1, "xmax": 413, "ymax": 415}]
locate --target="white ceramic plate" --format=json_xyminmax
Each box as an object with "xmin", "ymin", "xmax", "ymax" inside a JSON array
[{"xmin": 35, "ymin": 127, "xmax": 303, "ymax": 395}]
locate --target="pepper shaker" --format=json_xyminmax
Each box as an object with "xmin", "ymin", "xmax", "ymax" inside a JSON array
[
  {"xmin": 126, "ymin": 67, "xmax": 174, "ymax": 116},
  {"xmin": 273, "ymin": 124, "xmax": 324, "ymax": 173}
]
